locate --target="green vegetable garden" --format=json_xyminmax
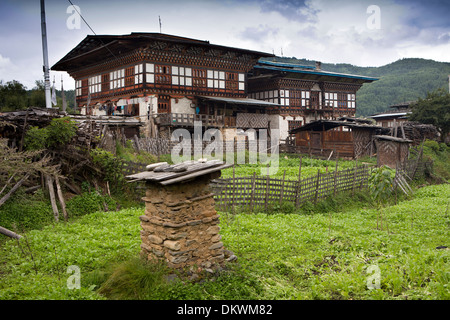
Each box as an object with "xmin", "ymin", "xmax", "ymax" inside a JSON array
[{"xmin": 0, "ymin": 145, "xmax": 449, "ymax": 300}]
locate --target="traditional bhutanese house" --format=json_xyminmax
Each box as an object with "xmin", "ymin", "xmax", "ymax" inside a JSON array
[
  {"xmin": 288, "ymin": 118, "xmax": 388, "ymax": 159},
  {"xmin": 369, "ymin": 101, "xmax": 413, "ymax": 128},
  {"xmin": 51, "ymin": 33, "xmax": 278, "ymax": 140},
  {"xmin": 247, "ymin": 60, "xmax": 378, "ymax": 142},
  {"xmin": 373, "ymin": 135, "xmax": 412, "ymax": 168}
]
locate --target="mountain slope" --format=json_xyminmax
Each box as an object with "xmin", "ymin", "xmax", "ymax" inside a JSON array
[{"xmin": 262, "ymin": 57, "xmax": 450, "ymax": 117}]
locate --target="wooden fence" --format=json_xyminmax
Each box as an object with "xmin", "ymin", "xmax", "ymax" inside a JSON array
[{"xmin": 211, "ymin": 164, "xmax": 370, "ymax": 212}]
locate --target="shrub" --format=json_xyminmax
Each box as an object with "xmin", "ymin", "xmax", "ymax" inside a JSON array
[
  {"xmin": 24, "ymin": 117, "xmax": 77, "ymax": 150},
  {"xmin": 24, "ymin": 126, "xmax": 49, "ymax": 150},
  {"xmin": 66, "ymin": 190, "xmax": 117, "ymax": 218},
  {"xmin": 47, "ymin": 117, "xmax": 78, "ymax": 147},
  {"xmin": 0, "ymin": 189, "xmax": 53, "ymax": 239},
  {"xmin": 423, "ymin": 140, "xmax": 440, "ymax": 153},
  {"xmin": 90, "ymin": 148, "xmax": 125, "ymax": 189}
]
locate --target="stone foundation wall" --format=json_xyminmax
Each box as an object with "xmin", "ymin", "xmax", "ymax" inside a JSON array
[{"xmin": 139, "ymin": 173, "xmax": 226, "ymax": 270}]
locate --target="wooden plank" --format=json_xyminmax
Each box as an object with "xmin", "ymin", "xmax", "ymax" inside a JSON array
[
  {"xmin": 279, "ymin": 170, "xmax": 286, "ymax": 205},
  {"xmin": 46, "ymin": 175, "xmax": 59, "ymax": 222},
  {"xmin": 314, "ymin": 169, "xmax": 320, "ymax": 204},
  {"xmin": 250, "ymin": 172, "xmax": 256, "ymax": 211},
  {"xmin": 160, "ymin": 164, "xmax": 233, "ymax": 185},
  {"xmin": 295, "ymin": 155, "xmax": 303, "ymax": 207}
]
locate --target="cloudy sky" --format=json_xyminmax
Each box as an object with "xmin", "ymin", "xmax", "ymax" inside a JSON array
[{"xmin": 0, "ymin": 0, "xmax": 449, "ymax": 90}]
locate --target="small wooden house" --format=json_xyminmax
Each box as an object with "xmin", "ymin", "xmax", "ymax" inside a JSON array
[
  {"xmin": 373, "ymin": 135, "xmax": 412, "ymax": 168},
  {"xmin": 288, "ymin": 118, "xmax": 387, "ymax": 159}
]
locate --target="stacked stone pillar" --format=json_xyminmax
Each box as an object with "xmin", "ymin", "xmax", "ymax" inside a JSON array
[{"xmin": 139, "ymin": 173, "xmax": 225, "ymax": 270}]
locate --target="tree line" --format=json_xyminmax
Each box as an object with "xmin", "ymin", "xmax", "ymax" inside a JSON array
[{"xmin": 0, "ymin": 80, "xmax": 76, "ymax": 113}]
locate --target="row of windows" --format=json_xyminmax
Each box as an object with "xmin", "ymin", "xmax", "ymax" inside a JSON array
[
  {"xmin": 76, "ymin": 63, "xmax": 245, "ymax": 96},
  {"xmin": 324, "ymin": 93, "xmax": 356, "ymax": 108},
  {"xmin": 249, "ymin": 90, "xmax": 357, "ymax": 108}
]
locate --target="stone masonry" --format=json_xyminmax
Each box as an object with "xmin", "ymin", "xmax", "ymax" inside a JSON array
[{"xmin": 139, "ymin": 172, "xmax": 226, "ymax": 270}]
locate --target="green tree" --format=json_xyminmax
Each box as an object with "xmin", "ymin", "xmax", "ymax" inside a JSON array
[
  {"xmin": 0, "ymin": 80, "xmax": 28, "ymax": 111},
  {"xmin": 29, "ymin": 80, "xmax": 46, "ymax": 108},
  {"xmin": 408, "ymin": 88, "xmax": 450, "ymax": 142}
]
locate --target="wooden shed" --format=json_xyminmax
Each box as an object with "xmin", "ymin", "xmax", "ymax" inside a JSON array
[
  {"xmin": 373, "ymin": 135, "xmax": 412, "ymax": 168},
  {"xmin": 289, "ymin": 118, "xmax": 387, "ymax": 159}
]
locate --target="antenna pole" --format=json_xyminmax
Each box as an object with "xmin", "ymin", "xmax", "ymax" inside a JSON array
[{"xmin": 40, "ymin": 0, "xmax": 52, "ymax": 109}]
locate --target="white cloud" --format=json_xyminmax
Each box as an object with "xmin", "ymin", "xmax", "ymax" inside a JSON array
[{"xmin": 1, "ymin": 0, "xmax": 449, "ymax": 90}]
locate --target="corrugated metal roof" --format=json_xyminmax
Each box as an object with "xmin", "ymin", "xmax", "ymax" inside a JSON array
[
  {"xmin": 258, "ymin": 60, "xmax": 316, "ymax": 70},
  {"xmin": 197, "ymin": 96, "xmax": 281, "ymax": 107},
  {"xmin": 370, "ymin": 112, "xmax": 410, "ymax": 118},
  {"xmin": 254, "ymin": 64, "xmax": 378, "ymax": 82}
]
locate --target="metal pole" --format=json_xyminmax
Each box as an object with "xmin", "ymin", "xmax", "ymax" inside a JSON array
[{"xmin": 40, "ymin": 0, "xmax": 52, "ymax": 109}]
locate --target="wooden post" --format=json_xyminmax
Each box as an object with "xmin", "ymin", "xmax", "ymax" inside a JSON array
[
  {"xmin": 0, "ymin": 226, "xmax": 22, "ymax": 239},
  {"xmin": 295, "ymin": 155, "xmax": 303, "ymax": 207},
  {"xmin": 352, "ymin": 160, "xmax": 358, "ymax": 196},
  {"xmin": 250, "ymin": 172, "xmax": 256, "ymax": 211},
  {"xmin": 333, "ymin": 155, "xmax": 339, "ymax": 196},
  {"xmin": 265, "ymin": 164, "xmax": 269, "ymax": 211},
  {"xmin": 46, "ymin": 175, "xmax": 59, "ymax": 222},
  {"xmin": 55, "ymin": 176, "xmax": 68, "ymax": 222},
  {"xmin": 314, "ymin": 169, "xmax": 320, "ymax": 204},
  {"xmin": 232, "ymin": 166, "xmax": 236, "ymax": 212},
  {"xmin": 279, "ymin": 170, "xmax": 286, "ymax": 206},
  {"xmin": 0, "ymin": 173, "xmax": 30, "ymax": 207}
]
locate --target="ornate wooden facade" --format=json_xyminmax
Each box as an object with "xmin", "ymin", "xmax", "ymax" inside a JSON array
[
  {"xmin": 52, "ymin": 33, "xmax": 275, "ymax": 124},
  {"xmin": 247, "ymin": 60, "xmax": 377, "ymax": 139}
]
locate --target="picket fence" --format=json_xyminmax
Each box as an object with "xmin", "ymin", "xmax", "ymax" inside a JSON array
[{"xmin": 210, "ymin": 163, "xmax": 370, "ymax": 212}]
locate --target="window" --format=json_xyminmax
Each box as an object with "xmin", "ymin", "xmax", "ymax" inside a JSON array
[
  {"xmin": 325, "ymin": 92, "xmax": 338, "ymax": 108},
  {"xmin": 134, "ymin": 64, "xmax": 143, "ymax": 85},
  {"xmin": 207, "ymin": 69, "xmax": 225, "ymax": 89},
  {"xmin": 250, "ymin": 90, "xmax": 278, "ymax": 103},
  {"xmin": 101, "ymin": 74, "xmax": 109, "ymax": 92},
  {"xmin": 347, "ymin": 93, "xmax": 356, "ymax": 109},
  {"xmin": 75, "ymin": 80, "xmax": 82, "ymax": 96},
  {"xmin": 193, "ymin": 69, "xmax": 206, "ymax": 88},
  {"xmin": 279, "ymin": 89, "xmax": 290, "ymax": 106},
  {"xmin": 172, "ymin": 66, "xmax": 192, "ymax": 87},
  {"xmin": 288, "ymin": 120, "xmax": 303, "ymax": 132},
  {"xmin": 110, "ymin": 68, "xmax": 125, "ymax": 89},
  {"xmin": 155, "ymin": 65, "xmax": 171, "ymax": 84},
  {"xmin": 146, "ymin": 63, "xmax": 155, "ymax": 83},
  {"xmin": 157, "ymin": 95, "xmax": 171, "ymax": 113},
  {"xmin": 88, "ymin": 75, "xmax": 101, "ymax": 94},
  {"xmin": 301, "ymin": 90, "xmax": 310, "ymax": 107}
]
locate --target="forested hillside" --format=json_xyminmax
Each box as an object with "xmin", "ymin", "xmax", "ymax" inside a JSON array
[{"xmin": 263, "ymin": 57, "xmax": 450, "ymax": 117}]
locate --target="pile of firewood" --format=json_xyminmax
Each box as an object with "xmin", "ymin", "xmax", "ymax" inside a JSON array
[{"xmin": 392, "ymin": 121, "xmax": 439, "ymax": 145}]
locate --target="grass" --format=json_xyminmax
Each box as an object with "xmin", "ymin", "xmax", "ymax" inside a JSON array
[{"xmin": 0, "ymin": 183, "xmax": 448, "ymax": 300}]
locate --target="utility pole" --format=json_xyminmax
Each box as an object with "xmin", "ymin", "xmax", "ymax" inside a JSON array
[{"xmin": 40, "ymin": 0, "xmax": 52, "ymax": 108}]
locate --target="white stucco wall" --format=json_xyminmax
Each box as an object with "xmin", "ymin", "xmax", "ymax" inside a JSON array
[{"xmin": 171, "ymin": 97, "xmax": 195, "ymax": 114}]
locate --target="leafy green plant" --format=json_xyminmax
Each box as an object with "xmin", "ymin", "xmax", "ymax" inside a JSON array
[
  {"xmin": 1, "ymin": 183, "xmax": 449, "ymax": 300},
  {"xmin": 47, "ymin": 117, "xmax": 78, "ymax": 147},
  {"xmin": 24, "ymin": 117, "xmax": 77, "ymax": 150},
  {"xmin": 369, "ymin": 166, "xmax": 395, "ymax": 230},
  {"xmin": 90, "ymin": 148, "xmax": 125, "ymax": 190},
  {"xmin": 24, "ymin": 126, "xmax": 49, "ymax": 150}
]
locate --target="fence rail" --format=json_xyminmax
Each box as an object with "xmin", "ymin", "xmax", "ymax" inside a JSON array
[{"xmin": 211, "ymin": 164, "xmax": 370, "ymax": 212}]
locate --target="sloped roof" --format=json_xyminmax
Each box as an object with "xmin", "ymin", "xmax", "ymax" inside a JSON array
[
  {"xmin": 52, "ymin": 33, "xmax": 274, "ymax": 72},
  {"xmin": 289, "ymin": 118, "xmax": 385, "ymax": 134},
  {"xmin": 254, "ymin": 60, "xmax": 378, "ymax": 83}
]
